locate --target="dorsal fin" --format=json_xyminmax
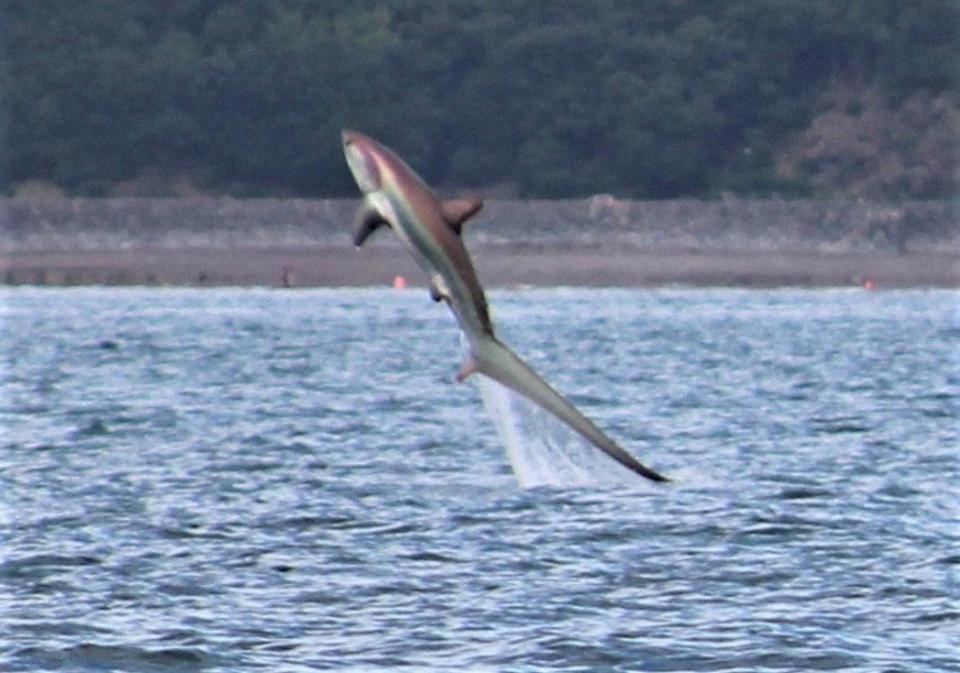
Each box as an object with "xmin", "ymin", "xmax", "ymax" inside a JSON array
[{"xmin": 441, "ymin": 198, "xmax": 483, "ymax": 235}]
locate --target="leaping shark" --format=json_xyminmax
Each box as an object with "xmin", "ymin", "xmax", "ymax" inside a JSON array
[{"xmin": 342, "ymin": 130, "xmax": 668, "ymax": 483}]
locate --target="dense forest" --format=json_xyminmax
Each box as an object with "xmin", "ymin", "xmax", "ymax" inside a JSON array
[{"xmin": 1, "ymin": 0, "xmax": 957, "ymax": 199}]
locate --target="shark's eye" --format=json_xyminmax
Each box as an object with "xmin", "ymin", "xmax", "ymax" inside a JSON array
[{"xmin": 345, "ymin": 143, "xmax": 381, "ymax": 191}]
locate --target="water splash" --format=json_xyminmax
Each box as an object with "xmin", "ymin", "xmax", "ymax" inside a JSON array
[{"xmin": 474, "ymin": 374, "xmax": 641, "ymax": 488}]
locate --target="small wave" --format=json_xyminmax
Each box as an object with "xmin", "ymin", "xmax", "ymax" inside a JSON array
[
  {"xmin": 17, "ymin": 643, "xmax": 214, "ymax": 672},
  {"xmin": 208, "ymin": 458, "xmax": 284, "ymax": 473},
  {"xmin": 914, "ymin": 610, "xmax": 960, "ymax": 625},
  {"xmin": 401, "ymin": 551, "xmax": 465, "ymax": 564},
  {"xmin": 152, "ymin": 523, "xmax": 233, "ymax": 541},
  {"xmin": 70, "ymin": 418, "xmax": 111, "ymax": 438},
  {"xmin": 919, "ymin": 407, "xmax": 954, "ymax": 419},
  {"xmin": 0, "ymin": 554, "xmax": 101, "ymax": 578},
  {"xmin": 809, "ymin": 416, "xmax": 871, "ymax": 434},
  {"xmin": 275, "ymin": 514, "xmax": 354, "ymax": 530},
  {"xmin": 777, "ymin": 487, "xmax": 834, "ymax": 500},
  {"xmin": 156, "ymin": 580, "xmax": 222, "ymax": 597},
  {"xmin": 874, "ymin": 480, "xmax": 922, "ymax": 499}
]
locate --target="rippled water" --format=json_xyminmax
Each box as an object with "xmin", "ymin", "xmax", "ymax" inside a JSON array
[{"xmin": 2, "ymin": 287, "xmax": 958, "ymax": 672}]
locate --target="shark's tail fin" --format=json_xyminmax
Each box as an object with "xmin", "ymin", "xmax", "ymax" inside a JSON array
[{"xmin": 463, "ymin": 338, "xmax": 669, "ymax": 483}]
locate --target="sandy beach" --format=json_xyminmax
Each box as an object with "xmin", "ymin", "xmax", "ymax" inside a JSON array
[
  {"xmin": 2, "ymin": 244, "xmax": 957, "ymax": 288},
  {"xmin": 2, "ymin": 197, "xmax": 956, "ymax": 288}
]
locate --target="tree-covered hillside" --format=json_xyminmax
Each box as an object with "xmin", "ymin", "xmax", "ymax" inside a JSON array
[{"xmin": 2, "ymin": 0, "xmax": 957, "ymax": 199}]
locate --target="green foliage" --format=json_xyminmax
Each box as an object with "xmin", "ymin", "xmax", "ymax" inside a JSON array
[
  {"xmin": 4, "ymin": 0, "xmax": 957, "ymax": 197},
  {"xmin": 0, "ymin": 27, "xmax": 11, "ymax": 194}
]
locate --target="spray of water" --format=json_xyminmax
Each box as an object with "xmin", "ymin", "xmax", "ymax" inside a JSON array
[{"xmin": 474, "ymin": 374, "xmax": 641, "ymax": 488}]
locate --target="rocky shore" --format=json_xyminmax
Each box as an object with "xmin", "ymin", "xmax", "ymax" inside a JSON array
[{"xmin": 1, "ymin": 197, "xmax": 956, "ymax": 287}]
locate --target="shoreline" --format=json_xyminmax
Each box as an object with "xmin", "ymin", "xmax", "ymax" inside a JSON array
[
  {"xmin": 2, "ymin": 245, "xmax": 957, "ymax": 288},
  {"xmin": 2, "ymin": 197, "xmax": 956, "ymax": 288}
]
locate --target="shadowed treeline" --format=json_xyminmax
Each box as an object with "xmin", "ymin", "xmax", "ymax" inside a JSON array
[{"xmin": 3, "ymin": 1, "xmax": 957, "ymax": 199}]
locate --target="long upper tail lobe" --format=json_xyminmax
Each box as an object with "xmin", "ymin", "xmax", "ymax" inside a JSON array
[{"xmin": 469, "ymin": 338, "xmax": 669, "ymax": 483}]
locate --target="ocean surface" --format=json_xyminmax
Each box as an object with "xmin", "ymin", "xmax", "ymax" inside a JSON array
[{"xmin": 1, "ymin": 286, "xmax": 957, "ymax": 672}]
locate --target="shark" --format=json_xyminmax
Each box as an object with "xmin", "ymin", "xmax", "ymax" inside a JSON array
[{"xmin": 342, "ymin": 130, "xmax": 668, "ymax": 483}]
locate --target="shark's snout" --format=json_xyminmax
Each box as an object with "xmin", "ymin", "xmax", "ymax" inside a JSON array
[{"xmin": 342, "ymin": 129, "xmax": 381, "ymax": 192}]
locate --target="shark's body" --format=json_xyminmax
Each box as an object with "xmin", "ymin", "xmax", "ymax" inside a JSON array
[{"xmin": 342, "ymin": 130, "xmax": 667, "ymax": 483}]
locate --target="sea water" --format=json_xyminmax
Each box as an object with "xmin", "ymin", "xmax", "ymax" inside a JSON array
[{"xmin": 1, "ymin": 287, "xmax": 957, "ymax": 671}]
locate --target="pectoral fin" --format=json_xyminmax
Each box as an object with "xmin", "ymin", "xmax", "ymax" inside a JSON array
[
  {"xmin": 441, "ymin": 198, "xmax": 484, "ymax": 235},
  {"xmin": 352, "ymin": 202, "xmax": 389, "ymax": 247}
]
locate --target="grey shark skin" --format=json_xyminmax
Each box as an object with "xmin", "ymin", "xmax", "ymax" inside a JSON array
[{"xmin": 342, "ymin": 130, "xmax": 668, "ymax": 483}]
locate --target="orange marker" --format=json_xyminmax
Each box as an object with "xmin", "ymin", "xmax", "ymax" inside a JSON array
[{"xmin": 392, "ymin": 275, "xmax": 407, "ymax": 289}]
